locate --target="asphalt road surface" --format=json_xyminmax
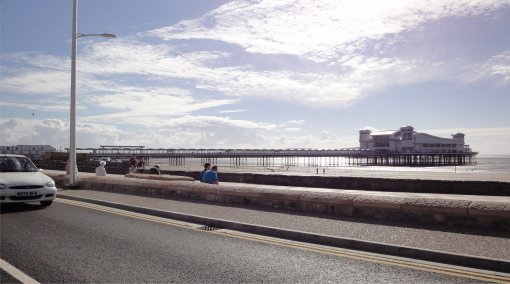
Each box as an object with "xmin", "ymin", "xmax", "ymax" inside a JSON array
[{"xmin": 1, "ymin": 199, "xmax": 506, "ymax": 283}]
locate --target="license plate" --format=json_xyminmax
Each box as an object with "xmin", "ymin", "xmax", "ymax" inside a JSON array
[{"xmin": 17, "ymin": 191, "xmax": 38, "ymax": 197}]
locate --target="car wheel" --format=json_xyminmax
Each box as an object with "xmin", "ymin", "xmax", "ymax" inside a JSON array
[{"xmin": 40, "ymin": 200, "xmax": 53, "ymax": 207}]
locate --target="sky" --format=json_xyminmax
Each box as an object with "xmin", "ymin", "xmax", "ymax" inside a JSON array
[{"xmin": 1, "ymin": 0, "xmax": 509, "ymax": 155}]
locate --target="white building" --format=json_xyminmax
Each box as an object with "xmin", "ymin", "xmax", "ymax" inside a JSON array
[
  {"xmin": 359, "ymin": 126, "xmax": 472, "ymax": 153},
  {"xmin": 0, "ymin": 145, "xmax": 56, "ymax": 160}
]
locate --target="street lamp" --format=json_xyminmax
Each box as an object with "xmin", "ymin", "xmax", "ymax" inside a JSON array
[{"xmin": 69, "ymin": 0, "xmax": 115, "ymax": 186}]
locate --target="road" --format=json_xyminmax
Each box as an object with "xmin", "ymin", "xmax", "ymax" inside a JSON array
[{"xmin": 1, "ymin": 199, "xmax": 507, "ymax": 283}]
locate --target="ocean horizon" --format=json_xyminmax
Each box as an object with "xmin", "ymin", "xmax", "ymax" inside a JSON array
[{"xmin": 151, "ymin": 154, "xmax": 510, "ymax": 175}]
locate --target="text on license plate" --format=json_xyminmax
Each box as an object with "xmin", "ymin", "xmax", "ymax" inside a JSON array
[{"xmin": 17, "ymin": 191, "xmax": 38, "ymax": 196}]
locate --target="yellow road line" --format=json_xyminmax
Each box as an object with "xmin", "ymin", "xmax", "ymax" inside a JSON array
[
  {"xmin": 56, "ymin": 198, "xmax": 510, "ymax": 283},
  {"xmin": 56, "ymin": 198, "xmax": 195, "ymax": 229},
  {"xmin": 217, "ymin": 231, "xmax": 510, "ymax": 283}
]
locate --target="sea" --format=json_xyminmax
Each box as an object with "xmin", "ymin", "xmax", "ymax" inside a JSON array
[{"xmin": 152, "ymin": 155, "xmax": 510, "ymax": 176}]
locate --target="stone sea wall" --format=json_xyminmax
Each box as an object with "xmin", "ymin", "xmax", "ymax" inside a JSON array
[{"xmin": 37, "ymin": 160, "xmax": 510, "ymax": 196}]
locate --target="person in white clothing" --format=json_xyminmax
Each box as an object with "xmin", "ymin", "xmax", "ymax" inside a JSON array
[
  {"xmin": 95, "ymin": 160, "xmax": 107, "ymax": 176},
  {"xmin": 65, "ymin": 158, "xmax": 79, "ymax": 176}
]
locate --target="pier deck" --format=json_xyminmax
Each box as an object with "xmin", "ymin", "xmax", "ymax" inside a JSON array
[{"xmin": 77, "ymin": 146, "xmax": 477, "ymax": 167}]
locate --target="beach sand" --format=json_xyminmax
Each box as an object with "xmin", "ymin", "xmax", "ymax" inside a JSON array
[{"xmin": 159, "ymin": 164, "xmax": 510, "ymax": 183}]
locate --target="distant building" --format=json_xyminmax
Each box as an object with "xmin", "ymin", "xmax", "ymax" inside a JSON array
[
  {"xmin": 0, "ymin": 144, "xmax": 56, "ymax": 160},
  {"xmin": 359, "ymin": 126, "xmax": 472, "ymax": 153}
]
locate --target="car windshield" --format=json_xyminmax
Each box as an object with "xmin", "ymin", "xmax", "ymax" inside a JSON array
[{"xmin": 0, "ymin": 156, "xmax": 39, "ymax": 172}]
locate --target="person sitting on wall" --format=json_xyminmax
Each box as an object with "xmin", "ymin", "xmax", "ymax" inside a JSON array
[
  {"xmin": 129, "ymin": 154, "xmax": 137, "ymax": 168},
  {"xmin": 199, "ymin": 162, "xmax": 211, "ymax": 182},
  {"xmin": 136, "ymin": 159, "xmax": 145, "ymax": 173},
  {"xmin": 202, "ymin": 165, "xmax": 219, "ymax": 185},
  {"xmin": 149, "ymin": 164, "xmax": 161, "ymax": 175},
  {"xmin": 129, "ymin": 163, "xmax": 136, "ymax": 173},
  {"xmin": 95, "ymin": 161, "xmax": 107, "ymax": 176}
]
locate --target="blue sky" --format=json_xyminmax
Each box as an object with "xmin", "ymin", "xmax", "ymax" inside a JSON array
[{"xmin": 1, "ymin": 0, "xmax": 509, "ymax": 154}]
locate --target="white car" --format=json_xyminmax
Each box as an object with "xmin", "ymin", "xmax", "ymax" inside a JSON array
[{"xmin": 0, "ymin": 154, "xmax": 57, "ymax": 207}]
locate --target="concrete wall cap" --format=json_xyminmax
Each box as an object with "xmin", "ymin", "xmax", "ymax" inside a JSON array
[
  {"xmin": 298, "ymin": 191, "xmax": 357, "ymax": 205},
  {"xmin": 217, "ymin": 187, "xmax": 261, "ymax": 197},
  {"xmin": 353, "ymin": 195, "xmax": 405, "ymax": 209},
  {"xmin": 191, "ymin": 183, "xmax": 219, "ymax": 194},
  {"xmin": 402, "ymin": 198, "xmax": 470, "ymax": 214},
  {"xmin": 469, "ymin": 201, "xmax": 510, "ymax": 218},
  {"xmin": 125, "ymin": 173, "xmax": 194, "ymax": 182},
  {"xmin": 260, "ymin": 192, "xmax": 301, "ymax": 201}
]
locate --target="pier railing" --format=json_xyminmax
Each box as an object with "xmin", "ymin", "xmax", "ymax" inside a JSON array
[
  {"xmin": 82, "ymin": 147, "xmax": 366, "ymax": 158},
  {"xmin": 75, "ymin": 147, "xmax": 477, "ymax": 167}
]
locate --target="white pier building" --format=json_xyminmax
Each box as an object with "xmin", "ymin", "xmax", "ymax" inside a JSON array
[{"xmin": 359, "ymin": 126, "xmax": 472, "ymax": 154}]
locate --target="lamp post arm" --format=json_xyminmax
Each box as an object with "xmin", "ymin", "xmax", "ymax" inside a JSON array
[{"xmin": 77, "ymin": 33, "xmax": 116, "ymax": 38}]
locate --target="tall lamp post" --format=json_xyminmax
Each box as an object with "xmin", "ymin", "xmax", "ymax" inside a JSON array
[{"xmin": 69, "ymin": 0, "xmax": 115, "ymax": 186}]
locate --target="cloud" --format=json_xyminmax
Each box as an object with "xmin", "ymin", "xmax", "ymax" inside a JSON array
[
  {"xmin": 3, "ymin": 0, "xmax": 508, "ymax": 112},
  {"xmin": 0, "ymin": 101, "xmax": 69, "ymax": 112},
  {"xmin": 285, "ymin": 120, "xmax": 305, "ymax": 125},
  {"xmin": 0, "ymin": 52, "xmax": 69, "ymax": 70},
  {"xmin": 1, "ymin": 42, "xmax": 368, "ymax": 108},
  {"xmin": 0, "ymin": 118, "xmax": 69, "ymax": 149},
  {"xmin": 160, "ymin": 115, "xmax": 277, "ymax": 130},
  {"xmin": 82, "ymin": 85, "xmax": 237, "ymax": 124},
  {"xmin": 0, "ymin": 70, "xmax": 70, "ymax": 95},
  {"xmin": 219, "ymin": 109, "xmax": 245, "ymax": 114},
  {"xmin": 482, "ymin": 51, "xmax": 510, "ymax": 83},
  {"xmin": 146, "ymin": 0, "xmax": 510, "ymax": 62},
  {"xmin": 76, "ymin": 40, "xmax": 362, "ymax": 106}
]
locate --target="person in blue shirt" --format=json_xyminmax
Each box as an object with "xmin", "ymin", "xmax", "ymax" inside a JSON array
[
  {"xmin": 199, "ymin": 162, "xmax": 211, "ymax": 182},
  {"xmin": 201, "ymin": 165, "xmax": 219, "ymax": 185}
]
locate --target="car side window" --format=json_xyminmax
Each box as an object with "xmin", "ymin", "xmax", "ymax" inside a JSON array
[
  {"xmin": 0, "ymin": 159, "xmax": 9, "ymax": 172},
  {"xmin": 21, "ymin": 160, "xmax": 38, "ymax": 172},
  {"xmin": 0, "ymin": 158, "xmax": 18, "ymax": 172},
  {"xmin": 0, "ymin": 157, "xmax": 37, "ymax": 172}
]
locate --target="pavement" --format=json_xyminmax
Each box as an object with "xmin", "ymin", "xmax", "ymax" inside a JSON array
[{"xmin": 44, "ymin": 170, "xmax": 510, "ymax": 272}]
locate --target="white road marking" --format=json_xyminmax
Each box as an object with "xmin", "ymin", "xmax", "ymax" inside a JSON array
[{"xmin": 0, "ymin": 258, "xmax": 40, "ymax": 284}]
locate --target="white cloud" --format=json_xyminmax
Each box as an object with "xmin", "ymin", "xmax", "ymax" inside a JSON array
[
  {"xmin": 286, "ymin": 120, "xmax": 305, "ymax": 125},
  {"xmin": 0, "ymin": 52, "xmax": 69, "ymax": 70},
  {"xmin": 84, "ymin": 85, "xmax": 237, "ymax": 119},
  {"xmin": 3, "ymin": 5, "xmax": 508, "ymax": 113},
  {"xmin": 0, "ymin": 101, "xmax": 69, "ymax": 112},
  {"xmin": 483, "ymin": 51, "xmax": 510, "ymax": 83},
  {"xmin": 161, "ymin": 115, "xmax": 277, "ymax": 130},
  {"xmin": 146, "ymin": 0, "xmax": 510, "ymax": 62},
  {"xmin": 219, "ymin": 109, "xmax": 245, "ymax": 114},
  {"xmin": 0, "ymin": 70, "xmax": 70, "ymax": 95},
  {"xmin": 0, "ymin": 118, "xmax": 68, "ymax": 149},
  {"xmin": 78, "ymin": 41, "xmax": 355, "ymax": 105},
  {"xmin": 1, "ymin": 44, "xmax": 368, "ymax": 108}
]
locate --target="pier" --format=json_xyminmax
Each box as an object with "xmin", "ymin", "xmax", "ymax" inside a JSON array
[{"xmin": 77, "ymin": 146, "xmax": 477, "ymax": 167}]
